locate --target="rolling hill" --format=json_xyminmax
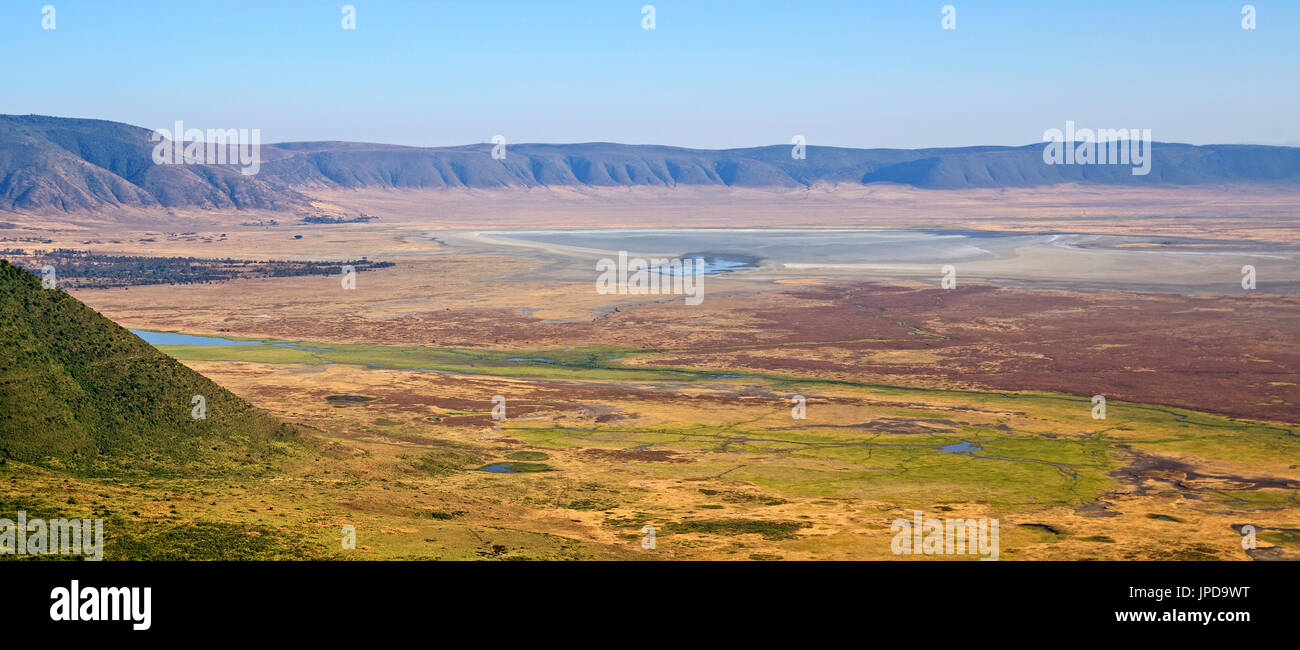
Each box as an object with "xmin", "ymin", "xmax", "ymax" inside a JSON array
[
  {"xmin": 2, "ymin": 114, "xmax": 1299, "ymax": 213},
  {"xmin": 0, "ymin": 260, "xmax": 309, "ymax": 475}
]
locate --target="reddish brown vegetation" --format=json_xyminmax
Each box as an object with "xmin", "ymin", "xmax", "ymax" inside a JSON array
[{"xmin": 645, "ymin": 284, "xmax": 1300, "ymax": 423}]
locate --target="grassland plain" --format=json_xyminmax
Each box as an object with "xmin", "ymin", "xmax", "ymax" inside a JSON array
[
  {"xmin": 4, "ymin": 211, "xmax": 1299, "ymax": 560},
  {"xmin": 0, "ymin": 262, "xmax": 635, "ymax": 559},
  {"xmin": 133, "ymin": 336, "xmax": 1300, "ymax": 560}
]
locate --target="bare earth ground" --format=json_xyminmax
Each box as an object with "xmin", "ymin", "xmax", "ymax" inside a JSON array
[{"xmin": 2, "ymin": 185, "xmax": 1298, "ymax": 560}]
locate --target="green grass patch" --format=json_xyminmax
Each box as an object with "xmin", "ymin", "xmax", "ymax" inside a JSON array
[
  {"xmin": 505, "ymin": 451, "xmax": 550, "ymax": 461},
  {"xmin": 670, "ymin": 518, "xmax": 811, "ymax": 541}
]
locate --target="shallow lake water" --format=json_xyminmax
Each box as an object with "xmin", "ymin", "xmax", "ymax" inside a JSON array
[
  {"xmin": 484, "ymin": 228, "xmax": 1014, "ymax": 265},
  {"xmin": 130, "ymin": 330, "xmax": 251, "ymax": 346}
]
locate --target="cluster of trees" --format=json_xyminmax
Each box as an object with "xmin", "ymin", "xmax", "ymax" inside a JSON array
[
  {"xmin": 301, "ymin": 214, "xmax": 378, "ymax": 224},
  {"xmin": 3, "ymin": 250, "xmax": 394, "ymax": 289}
]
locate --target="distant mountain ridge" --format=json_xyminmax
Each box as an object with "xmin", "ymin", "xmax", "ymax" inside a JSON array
[{"xmin": 3, "ymin": 114, "xmax": 1300, "ymax": 213}]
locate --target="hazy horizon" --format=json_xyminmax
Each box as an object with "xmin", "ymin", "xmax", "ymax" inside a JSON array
[{"xmin": 11, "ymin": 112, "xmax": 1300, "ymax": 151}]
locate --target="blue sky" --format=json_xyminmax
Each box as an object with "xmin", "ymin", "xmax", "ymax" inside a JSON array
[{"xmin": 2, "ymin": 0, "xmax": 1296, "ymax": 148}]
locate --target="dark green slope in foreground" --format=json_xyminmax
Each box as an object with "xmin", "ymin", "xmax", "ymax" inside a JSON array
[{"xmin": 0, "ymin": 260, "xmax": 307, "ymax": 475}]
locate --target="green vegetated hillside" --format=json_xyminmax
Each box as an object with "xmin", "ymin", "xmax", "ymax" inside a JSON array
[{"xmin": 0, "ymin": 260, "xmax": 309, "ymax": 476}]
